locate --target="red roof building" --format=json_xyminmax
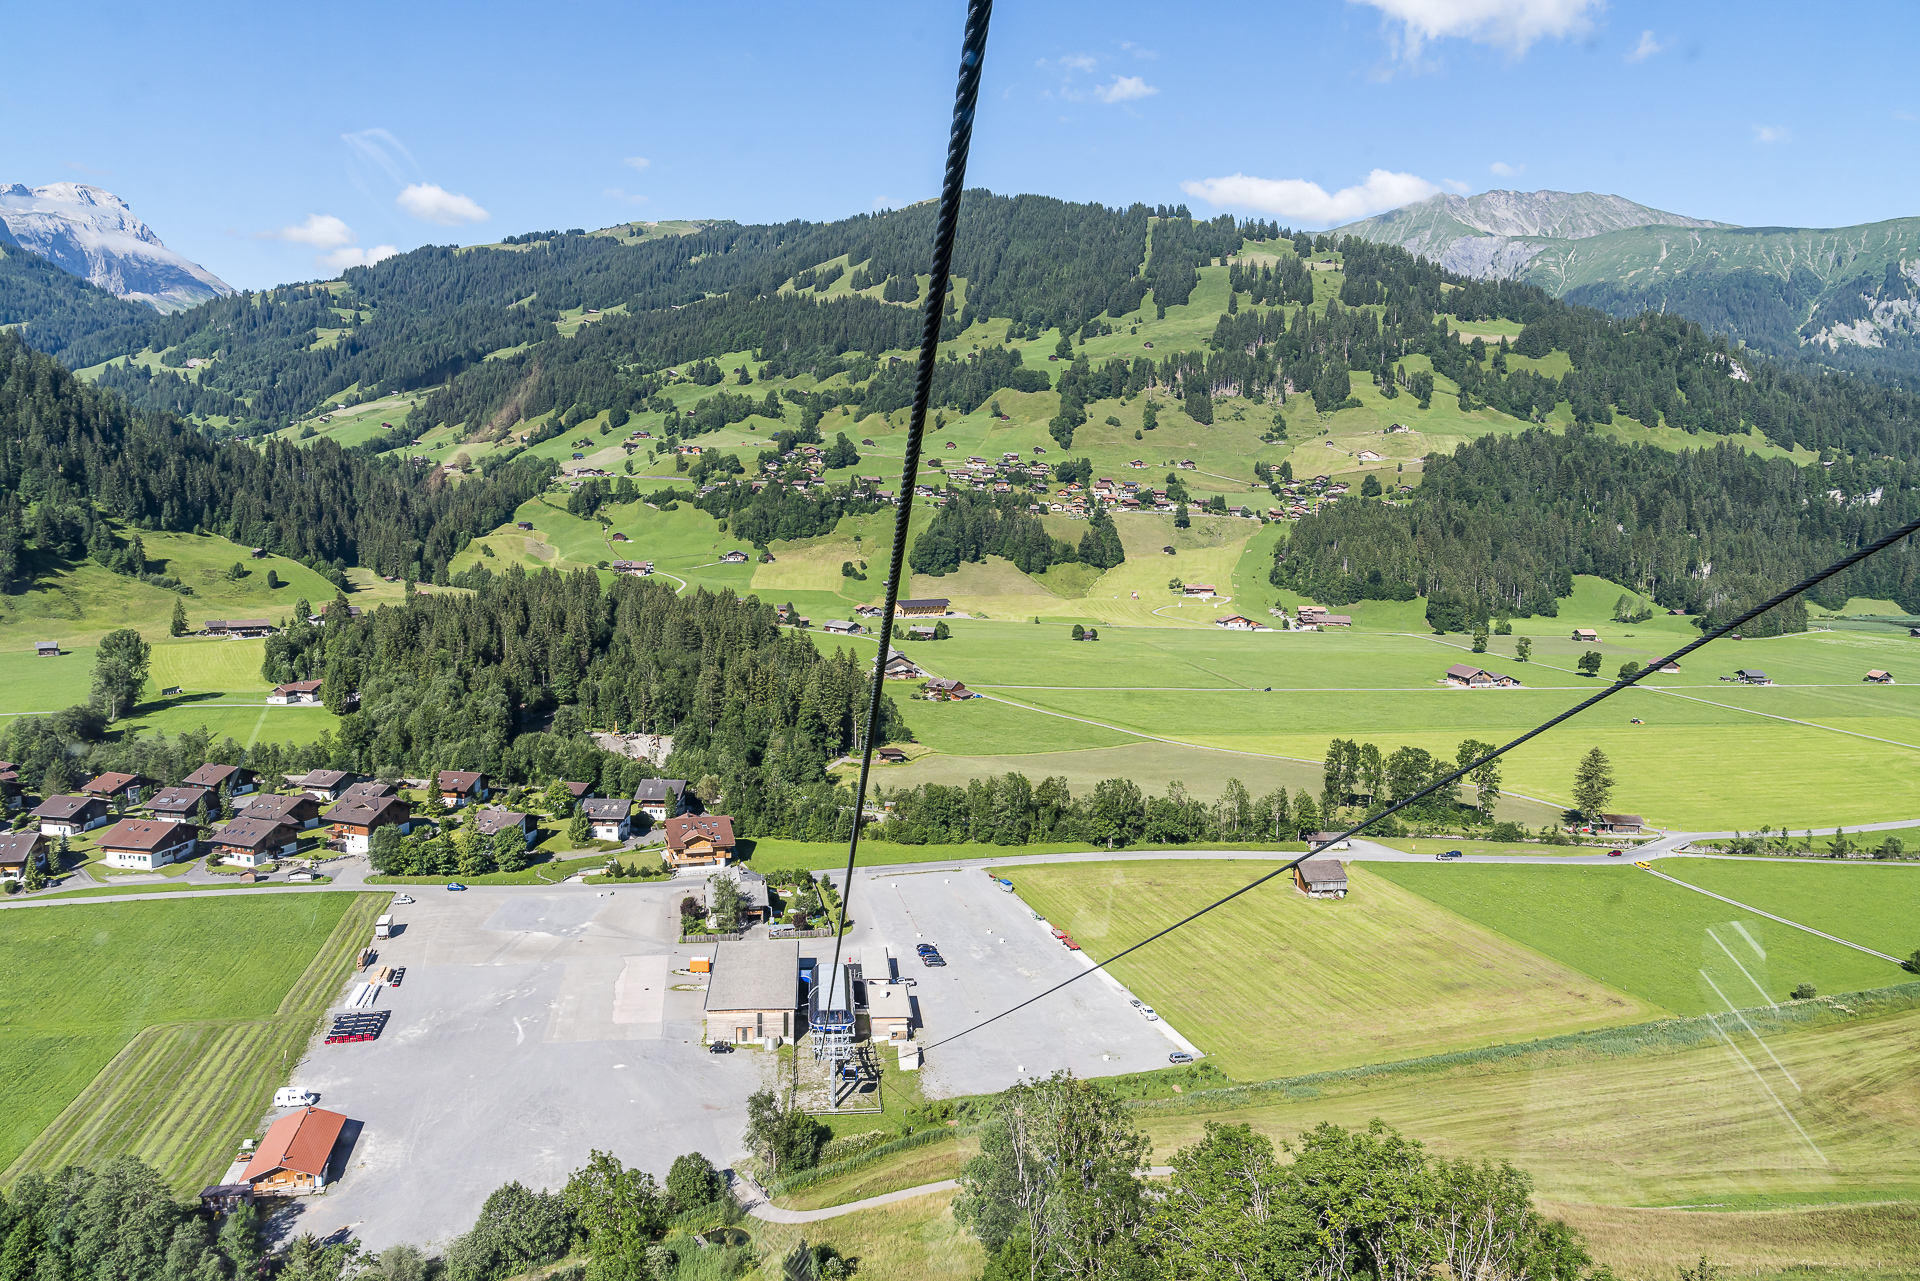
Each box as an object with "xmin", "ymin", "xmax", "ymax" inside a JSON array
[{"xmin": 241, "ymin": 1107, "xmax": 348, "ymax": 1194}]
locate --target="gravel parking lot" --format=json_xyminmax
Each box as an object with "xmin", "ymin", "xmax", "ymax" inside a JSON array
[
  {"xmin": 832, "ymin": 865, "xmax": 1200, "ymax": 1096},
  {"xmin": 285, "ymin": 882, "xmax": 766, "ymax": 1250}
]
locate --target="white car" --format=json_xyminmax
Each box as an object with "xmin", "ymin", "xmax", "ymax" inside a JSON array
[
  {"xmin": 393, "ymin": 894, "xmax": 415, "ymax": 905},
  {"xmin": 1138, "ymin": 1005, "xmax": 1159, "ymax": 1021},
  {"xmin": 273, "ymin": 1088, "xmax": 318, "ymax": 1108}
]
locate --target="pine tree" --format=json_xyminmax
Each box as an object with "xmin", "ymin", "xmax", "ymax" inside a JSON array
[
  {"xmin": 170, "ymin": 598, "xmax": 188, "ymax": 637},
  {"xmin": 1572, "ymin": 748, "xmax": 1614, "ymax": 821}
]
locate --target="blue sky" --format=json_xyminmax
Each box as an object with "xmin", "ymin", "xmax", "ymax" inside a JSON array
[{"xmin": 9, "ymin": 0, "xmax": 1918, "ymax": 291}]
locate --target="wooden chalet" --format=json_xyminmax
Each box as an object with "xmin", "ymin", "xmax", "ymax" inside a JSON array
[
  {"xmin": 205, "ymin": 619, "xmax": 276, "ymax": 639},
  {"xmin": 184, "ymin": 763, "xmax": 258, "ymax": 794},
  {"xmin": 0, "ymin": 831, "xmax": 47, "ymax": 882},
  {"xmin": 210, "ymin": 817, "xmax": 299, "ymax": 867},
  {"xmin": 633, "ymin": 778, "xmax": 687, "ymax": 821},
  {"xmin": 472, "ymin": 807, "xmax": 537, "ymax": 845},
  {"xmin": 240, "ymin": 1108, "xmax": 348, "ymax": 1195},
  {"xmin": 98, "ymin": 819, "xmax": 197, "ymax": 870},
  {"xmin": 300, "ymin": 770, "xmax": 365, "ymax": 802},
  {"xmin": 238, "ymin": 792, "xmax": 323, "ymax": 829},
  {"xmin": 82, "ymin": 772, "xmax": 149, "ymax": 804},
  {"xmin": 269, "ymin": 680, "xmax": 324, "ymax": 705},
  {"xmin": 664, "ymin": 814, "xmax": 736, "ymax": 867},
  {"xmin": 582, "ymin": 798, "xmax": 632, "ymax": 842},
  {"xmin": 1293, "ymin": 858, "xmax": 1349, "ymax": 899},
  {"xmin": 322, "ymin": 795, "xmax": 414, "ymax": 853},
  {"xmin": 147, "ymin": 785, "xmax": 213, "ymax": 822},
  {"xmin": 33, "ymin": 794, "xmax": 111, "ymax": 836},
  {"xmin": 437, "ymin": 770, "xmax": 489, "ymax": 807}
]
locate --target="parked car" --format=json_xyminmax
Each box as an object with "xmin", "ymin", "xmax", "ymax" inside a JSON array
[
  {"xmin": 272, "ymin": 1088, "xmax": 318, "ymax": 1108},
  {"xmin": 1436, "ymin": 850, "xmax": 1463, "ymax": 860},
  {"xmin": 1128, "ymin": 998, "xmax": 1143, "ymax": 1009},
  {"xmin": 1139, "ymin": 1004, "xmax": 1158, "ymax": 1021},
  {"xmin": 393, "ymin": 894, "xmax": 415, "ymax": 905},
  {"xmin": 447, "ymin": 882, "xmax": 467, "ymax": 891},
  {"xmin": 1167, "ymin": 1051, "xmax": 1194, "ymax": 1065},
  {"xmin": 915, "ymin": 943, "xmax": 939, "ymax": 955},
  {"xmin": 921, "ymin": 952, "xmax": 947, "ymax": 967},
  {"xmin": 708, "ymin": 1041, "xmax": 734, "ymax": 1054}
]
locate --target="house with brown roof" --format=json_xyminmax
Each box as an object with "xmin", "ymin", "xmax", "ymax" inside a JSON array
[
  {"xmin": 0, "ymin": 831, "xmax": 47, "ymax": 883},
  {"xmin": 472, "ymin": 807, "xmax": 537, "ymax": 846},
  {"xmin": 664, "ymin": 814, "xmax": 736, "ymax": 867},
  {"xmin": 1865, "ymin": 669, "xmax": 1895, "ymax": 684},
  {"xmin": 437, "ymin": 771, "xmax": 489, "ymax": 808},
  {"xmin": 339, "ymin": 780, "xmax": 398, "ymax": 804},
  {"xmin": 301, "ymin": 771, "xmax": 366, "ymax": 802},
  {"xmin": 1571, "ymin": 628, "xmax": 1599, "ymax": 642},
  {"xmin": 239, "ymin": 792, "xmax": 322, "ymax": 829},
  {"xmin": 1215, "ymin": 615, "xmax": 1261, "ymax": 630},
  {"xmin": 925, "ymin": 678, "xmax": 973, "ymax": 700},
  {"xmin": 1445, "ymin": 663, "xmax": 1521, "ymax": 689},
  {"xmin": 147, "ymin": 785, "xmax": 213, "ymax": 823},
  {"xmin": 210, "ymin": 818, "xmax": 299, "ymax": 868},
  {"xmin": 269, "ymin": 680, "xmax": 325, "ymax": 705},
  {"xmin": 883, "ymin": 650, "xmax": 926, "ymax": 681},
  {"xmin": 185, "ymin": 764, "xmax": 258, "ymax": 795},
  {"xmin": 876, "ymin": 746, "xmax": 909, "ymax": 764},
  {"xmin": 324, "ymin": 795, "xmax": 416, "ymax": 853},
  {"xmin": 33, "ymin": 795, "xmax": 111, "ymax": 837},
  {"xmin": 583, "ymin": 798, "xmax": 632, "ymax": 842},
  {"xmin": 205, "ymin": 619, "xmax": 276, "ymax": 639},
  {"xmin": 82, "ymin": 772, "xmax": 149, "ymax": 804},
  {"xmin": 99, "ymin": 819, "xmax": 198, "ymax": 870},
  {"xmin": 0, "ymin": 769, "xmax": 22, "ymax": 810},
  {"xmin": 1182, "ymin": 583, "xmax": 1217, "ymax": 597},
  {"xmin": 35, "ymin": 641, "xmax": 59, "ymax": 657},
  {"xmin": 240, "ymin": 1107, "xmax": 348, "ymax": 1195},
  {"xmin": 1593, "ymin": 813, "xmax": 1645, "ymax": 835}
]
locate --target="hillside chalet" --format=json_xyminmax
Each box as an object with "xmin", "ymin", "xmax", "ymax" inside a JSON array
[
  {"xmin": 633, "ymin": 778, "xmax": 688, "ymax": 821},
  {"xmin": 185, "ymin": 764, "xmax": 258, "ymax": 794},
  {"xmin": 1571, "ymin": 629, "xmax": 1599, "ymax": 642},
  {"xmin": 1865, "ymin": 669, "xmax": 1895, "ymax": 683},
  {"xmin": 1215, "ymin": 615, "xmax": 1261, "ymax": 630},
  {"xmin": 33, "ymin": 795, "xmax": 111, "ymax": 837},
  {"xmin": 98, "ymin": 819, "xmax": 197, "ymax": 870},
  {"xmin": 1734, "ymin": 669, "xmax": 1772, "ymax": 685},
  {"xmin": 472, "ymin": 808, "xmax": 537, "ymax": 845},
  {"xmin": 269, "ymin": 680, "xmax": 325, "ymax": 705},
  {"xmin": 0, "ymin": 831, "xmax": 48, "ymax": 883},
  {"xmin": 925, "ymin": 678, "xmax": 973, "ymax": 700},
  {"xmin": 301, "ymin": 770, "xmax": 365, "ymax": 802},
  {"xmin": 583, "ymin": 798, "xmax": 632, "ymax": 842},
  {"xmin": 147, "ymin": 785, "xmax": 213, "ymax": 822},
  {"xmin": 323, "ymin": 795, "xmax": 415, "ymax": 853},
  {"xmin": 210, "ymin": 818, "xmax": 299, "ymax": 867},
  {"xmin": 883, "ymin": 650, "xmax": 927, "ymax": 680},
  {"xmin": 664, "ymin": 814, "xmax": 736, "ymax": 867},
  {"xmin": 437, "ymin": 771, "xmax": 490, "ymax": 807},
  {"xmin": 82, "ymin": 772, "xmax": 149, "ymax": 804},
  {"xmin": 1593, "ymin": 814, "xmax": 1645, "ymax": 835},
  {"xmin": 204, "ymin": 619, "xmax": 276, "ymax": 639},
  {"xmin": 239, "ymin": 792, "xmax": 322, "ymax": 829}
]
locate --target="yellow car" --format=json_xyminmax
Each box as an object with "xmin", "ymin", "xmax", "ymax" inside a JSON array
[{"xmin": 1633, "ymin": 860, "xmax": 1652, "ymax": 870}]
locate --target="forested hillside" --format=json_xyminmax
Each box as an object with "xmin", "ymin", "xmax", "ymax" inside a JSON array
[
  {"xmin": 0, "ymin": 330, "xmax": 552, "ymax": 592},
  {"xmin": 1273, "ymin": 427, "xmax": 1920, "ymax": 632}
]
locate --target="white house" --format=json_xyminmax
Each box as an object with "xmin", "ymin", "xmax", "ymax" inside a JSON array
[{"xmin": 583, "ymin": 798, "xmax": 633, "ymax": 842}]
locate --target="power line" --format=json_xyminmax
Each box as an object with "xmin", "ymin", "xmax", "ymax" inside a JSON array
[
  {"xmin": 919, "ymin": 510, "xmax": 1920, "ymax": 1054},
  {"xmin": 823, "ymin": 0, "xmax": 994, "ymax": 1004}
]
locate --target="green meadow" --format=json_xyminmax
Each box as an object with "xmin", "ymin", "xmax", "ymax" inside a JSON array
[{"xmin": 1654, "ymin": 858, "xmax": 1920, "ymax": 959}]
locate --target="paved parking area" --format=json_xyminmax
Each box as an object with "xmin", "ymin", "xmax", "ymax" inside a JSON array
[
  {"xmin": 285, "ymin": 883, "xmax": 767, "ymax": 1250},
  {"xmin": 832, "ymin": 866, "xmax": 1199, "ymax": 1097}
]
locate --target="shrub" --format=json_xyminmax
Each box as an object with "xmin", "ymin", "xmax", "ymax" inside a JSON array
[{"xmin": 1791, "ymin": 983, "xmax": 1817, "ymax": 1000}]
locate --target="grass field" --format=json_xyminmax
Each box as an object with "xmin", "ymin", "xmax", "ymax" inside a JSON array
[
  {"xmin": 1654, "ymin": 858, "xmax": 1920, "ymax": 960},
  {"xmin": 0, "ymin": 893, "xmax": 380, "ymax": 1190},
  {"xmin": 1003, "ymin": 861, "xmax": 1660, "ymax": 1080},
  {"xmin": 1368, "ymin": 861, "xmax": 1904, "ymax": 1012}
]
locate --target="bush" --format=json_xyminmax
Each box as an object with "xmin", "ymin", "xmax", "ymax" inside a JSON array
[
  {"xmin": 1791, "ymin": 983, "xmax": 1817, "ymax": 1000},
  {"xmin": 666, "ymin": 1152, "xmax": 725, "ymax": 1212}
]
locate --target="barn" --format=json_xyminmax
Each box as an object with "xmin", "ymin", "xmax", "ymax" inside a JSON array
[{"xmin": 1294, "ymin": 858, "xmax": 1348, "ymax": 899}]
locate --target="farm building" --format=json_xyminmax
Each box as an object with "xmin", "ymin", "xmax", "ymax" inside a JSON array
[
  {"xmin": 34, "ymin": 641, "xmax": 58, "ymax": 656},
  {"xmin": 323, "ymin": 795, "xmax": 416, "ymax": 853},
  {"xmin": 1182, "ymin": 583, "xmax": 1217, "ymax": 597},
  {"xmin": 0, "ymin": 831, "xmax": 47, "ymax": 882},
  {"xmin": 1294, "ymin": 858, "xmax": 1349, "ymax": 898},
  {"xmin": 720, "ymin": 550, "xmax": 750, "ymax": 563},
  {"xmin": 611, "ymin": 560, "xmax": 654, "ymax": 576},
  {"xmin": 665, "ymin": 814, "xmax": 736, "ymax": 867},
  {"xmin": 210, "ymin": 818, "xmax": 299, "ymax": 867},
  {"xmin": 32, "ymin": 795, "xmax": 109, "ymax": 837},
  {"xmin": 883, "ymin": 650, "xmax": 927, "ymax": 680},
  {"xmin": 925, "ymin": 678, "xmax": 974, "ymax": 700},
  {"xmin": 1295, "ymin": 606, "xmax": 1352, "ymax": 627},
  {"xmin": 241, "ymin": 1107, "xmax": 349, "ymax": 1195},
  {"xmin": 1215, "ymin": 615, "xmax": 1262, "ymax": 630},
  {"xmin": 1735, "ymin": 669, "xmax": 1772, "ymax": 685},
  {"xmin": 822, "ymin": 619, "xmax": 862, "ymax": 635},
  {"xmin": 437, "ymin": 770, "xmax": 490, "ymax": 807},
  {"xmin": 560, "ymin": 780, "xmax": 594, "ymax": 801},
  {"xmin": 1653, "ymin": 661, "xmax": 1681, "ymax": 674},
  {"xmin": 239, "ymin": 792, "xmax": 322, "ymax": 829},
  {"xmin": 269, "ymin": 680, "xmax": 325, "ymax": 705},
  {"xmin": 301, "ymin": 770, "xmax": 365, "ymax": 802},
  {"xmin": 1571, "ymin": 629, "xmax": 1598, "ymax": 642},
  {"xmin": 147, "ymin": 785, "xmax": 213, "ymax": 822},
  {"xmin": 185, "ymin": 763, "xmax": 258, "ymax": 794},
  {"xmin": 1306, "ymin": 832, "xmax": 1352, "ymax": 851},
  {"xmin": 894, "ymin": 598, "xmax": 951, "ymax": 617},
  {"xmin": 876, "ymin": 746, "xmax": 909, "ymax": 763},
  {"xmin": 98, "ymin": 819, "xmax": 197, "ymax": 870},
  {"xmin": 583, "ymin": 798, "xmax": 632, "ymax": 841},
  {"xmin": 472, "ymin": 808, "xmax": 537, "ymax": 845},
  {"xmin": 82, "ymin": 772, "xmax": 149, "ymax": 804},
  {"xmin": 204, "ymin": 619, "xmax": 276, "ymax": 639},
  {"xmin": 1865, "ymin": 669, "xmax": 1895, "ymax": 683},
  {"xmin": 1593, "ymin": 813, "xmax": 1645, "ymax": 835},
  {"xmin": 1445, "ymin": 664, "xmax": 1521, "ymax": 688},
  {"xmin": 634, "ymin": 778, "xmax": 688, "ymax": 821},
  {"xmin": 703, "ymin": 940, "xmax": 800, "ymax": 1044}
]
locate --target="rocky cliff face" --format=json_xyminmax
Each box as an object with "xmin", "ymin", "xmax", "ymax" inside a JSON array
[{"xmin": 0, "ymin": 182, "xmax": 232, "ymax": 312}]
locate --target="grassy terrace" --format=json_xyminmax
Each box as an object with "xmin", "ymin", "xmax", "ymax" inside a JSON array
[{"xmin": 0, "ymin": 893, "xmax": 384, "ymax": 1192}]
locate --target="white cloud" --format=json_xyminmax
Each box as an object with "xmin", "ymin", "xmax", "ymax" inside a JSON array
[
  {"xmin": 268, "ymin": 214, "xmax": 356, "ymax": 250},
  {"xmin": 1095, "ymin": 75, "xmax": 1157, "ymax": 103},
  {"xmin": 397, "ymin": 183, "xmax": 490, "ymax": 226},
  {"xmin": 1181, "ymin": 169, "xmax": 1442, "ymax": 225},
  {"xmin": 1119, "ymin": 41, "xmax": 1157, "ymax": 58},
  {"xmin": 1627, "ymin": 29, "xmax": 1663, "ymax": 62},
  {"xmin": 317, "ymin": 245, "xmax": 400, "ymax": 272},
  {"xmin": 1489, "ymin": 160, "xmax": 1524, "ymax": 177},
  {"xmin": 623, "ymin": 156, "xmax": 651, "ymax": 171},
  {"xmin": 1442, "ymin": 178, "xmax": 1471, "ymax": 193},
  {"xmin": 1752, "ymin": 124, "xmax": 1791, "ymax": 144},
  {"xmin": 1054, "ymin": 53, "xmax": 1097, "ymax": 71},
  {"xmin": 1352, "ymin": 0, "xmax": 1601, "ymax": 58}
]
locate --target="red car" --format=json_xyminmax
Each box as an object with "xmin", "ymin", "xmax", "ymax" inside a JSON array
[{"xmin": 1607, "ymin": 849, "xmax": 1624, "ymax": 858}]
